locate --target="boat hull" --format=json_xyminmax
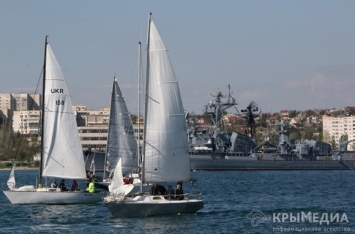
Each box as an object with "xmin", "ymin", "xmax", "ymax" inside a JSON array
[
  {"xmin": 3, "ymin": 188, "xmax": 104, "ymax": 204},
  {"xmin": 105, "ymin": 195, "xmax": 203, "ymax": 217},
  {"xmin": 190, "ymin": 155, "xmax": 355, "ymax": 171}
]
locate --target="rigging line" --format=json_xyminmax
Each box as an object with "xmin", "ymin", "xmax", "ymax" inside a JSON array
[
  {"xmin": 45, "ymin": 110, "xmax": 77, "ymax": 114},
  {"xmin": 42, "ymin": 149, "xmax": 65, "ymax": 169},
  {"xmin": 30, "ymin": 67, "xmax": 43, "ymax": 110},
  {"xmin": 43, "ymin": 106, "xmax": 76, "ymax": 115},
  {"xmin": 157, "ymin": 81, "xmax": 178, "ymax": 84},
  {"xmin": 148, "ymin": 96, "xmax": 160, "ymax": 104},
  {"xmin": 144, "ymin": 141, "xmax": 164, "ymax": 158},
  {"xmin": 45, "ymin": 78, "xmax": 65, "ymax": 81},
  {"xmin": 150, "ymin": 49, "xmax": 167, "ymax": 52}
]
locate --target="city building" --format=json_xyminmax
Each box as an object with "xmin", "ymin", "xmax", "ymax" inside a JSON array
[
  {"xmin": 12, "ymin": 93, "xmax": 41, "ymax": 111},
  {"xmin": 13, "ymin": 110, "xmax": 41, "ymax": 135},
  {"xmin": 0, "ymin": 92, "xmax": 16, "ymax": 111},
  {"xmin": 0, "ymin": 92, "xmax": 40, "ymax": 124},
  {"xmin": 323, "ymin": 115, "xmax": 355, "ymax": 150},
  {"xmin": 74, "ymin": 104, "xmax": 142, "ymax": 151}
]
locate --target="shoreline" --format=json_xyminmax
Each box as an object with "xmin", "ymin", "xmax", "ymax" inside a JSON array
[{"xmin": 0, "ymin": 167, "xmax": 39, "ymax": 171}]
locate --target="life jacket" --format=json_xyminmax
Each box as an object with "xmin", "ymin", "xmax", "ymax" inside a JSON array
[{"xmin": 88, "ymin": 182, "xmax": 95, "ymax": 193}]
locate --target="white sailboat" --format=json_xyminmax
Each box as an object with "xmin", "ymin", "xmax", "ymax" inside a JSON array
[
  {"xmin": 95, "ymin": 76, "xmax": 138, "ymax": 190},
  {"xmin": 104, "ymin": 15, "xmax": 203, "ymax": 217},
  {"xmin": 3, "ymin": 37, "xmax": 103, "ymax": 204}
]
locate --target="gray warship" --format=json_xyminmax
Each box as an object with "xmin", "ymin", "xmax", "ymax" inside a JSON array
[{"xmin": 187, "ymin": 85, "xmax": 355, "ymax": 170}]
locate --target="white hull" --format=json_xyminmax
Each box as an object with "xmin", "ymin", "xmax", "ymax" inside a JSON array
[
  {"xmin": 3, "ymin": 187, "xmax": 104, "ymax": 204},
  {"xmin": 105, "ymin": 195, "xmax": 203, "ymax": 217}
]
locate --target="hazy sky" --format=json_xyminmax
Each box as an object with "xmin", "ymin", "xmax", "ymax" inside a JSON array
[{"xmin": 1, "ymin": 1, "xmax": 355, "ymax": 115}]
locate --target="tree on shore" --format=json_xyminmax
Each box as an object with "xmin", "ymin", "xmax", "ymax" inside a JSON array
[{"xmin": 0, "ymin": 122, "xmax": 39, "ymax": 162}]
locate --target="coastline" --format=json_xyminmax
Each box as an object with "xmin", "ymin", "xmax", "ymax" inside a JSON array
[{"xmin": 0, "ymin": 167, "xmax": 38, "ymax": 171}]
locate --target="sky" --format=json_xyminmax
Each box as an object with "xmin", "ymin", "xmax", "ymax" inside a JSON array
[{"xmin": 1, "ymin": 1, "xmax": 355, "ymax": 115}]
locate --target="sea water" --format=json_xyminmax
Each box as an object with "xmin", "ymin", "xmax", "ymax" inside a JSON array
[{"xmin": 0, "ymin": 170, "xmax": 354, "ymax": 233}]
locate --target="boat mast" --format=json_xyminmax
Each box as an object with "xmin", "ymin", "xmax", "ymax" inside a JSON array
[
  {"xmin": 39, "ymin": 36, "xmax": 48, "ymax": 184},
  {"xmin": 137, "ymin": 42, "xmax": 142, "ymax": 174},
  {"xmin": 141, "ymin": 12, "xmax": 152, "ymax": 192}
]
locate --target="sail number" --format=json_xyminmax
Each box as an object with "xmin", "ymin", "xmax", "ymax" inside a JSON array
[
  {"xmin": 56, "ymin": 100, "xmax": 65, "ymax": 105},
  {"xmin": 51, "ymin": 89, "xmax": 65, "ymax": 105}
]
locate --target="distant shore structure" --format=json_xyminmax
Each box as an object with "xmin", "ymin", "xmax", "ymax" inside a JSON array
[{"xmin": 1, "ymin": 92, "xmax": 355, "ymax": 151}]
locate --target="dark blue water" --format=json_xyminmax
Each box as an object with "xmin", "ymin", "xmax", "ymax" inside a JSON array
[{"xmin": 1, "ymin": 170, "xmax": 354, "ymax": 233}]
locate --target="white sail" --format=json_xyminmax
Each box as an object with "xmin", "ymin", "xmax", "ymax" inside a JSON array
[
  {"xmin": 144, "ymin": 20, "xmax": 191, "ymax": 183},
  {"xmin": 41, "ymin": 44, "xmax": 86, "ymax": 179},
  {"xmin": 108, "ymin": 158, "xmax": 123, "ymax": 193},
  {"xmin": 90, "ymin": 154, "xmax": 96, "ymax": 175},
  {"xmin": 7, "ymin": 164, "xmax": 16, "ymax": 190},
  {"xmin": 108, "ymin": 158, "xmax": 133, "ymax": 196},
  {"xmin": 106, "ymin": 78, "xmax": 137, "ymax": 176}
]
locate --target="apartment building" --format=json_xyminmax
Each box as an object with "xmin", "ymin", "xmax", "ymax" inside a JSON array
[
  {"xmin": 76, "ymin": 105, "xmax": 142, "ymax": 151},
  {"xmin": 0, "ymin": 92, "xmax": 16, "ymax": 111},
  {"xmin": 323, "ymin": 115, "xmax": 355, "ymax": 150},
  {"xmin": 12, "ymin": 93, "xmax": 41, "ymax": 111},
  {"xmin": 0, "ymin": 92, "xmax": 41, "ymax": 123},
  {"xmin": 13, "ymin": 110, "xmax": 41, "ymax": 135},
  {"xmin": 76, "ymin": 105, "xmax": 109, "ymax": 151}
]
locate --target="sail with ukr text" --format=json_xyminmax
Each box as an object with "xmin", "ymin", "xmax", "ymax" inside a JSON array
[{"xmin": 41, "ymin": 44, "xmax": 86, "ymax": 179}]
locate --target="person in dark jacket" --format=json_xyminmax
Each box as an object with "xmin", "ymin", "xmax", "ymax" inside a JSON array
[
  {"xmin": 175, "ymin": 183, "xmax": 184, "ymax": 200},
  {"xmin": 165, "ymin": 185, "xmax": 175, "ymax": 200},
  {"xmin": 151, "ymin": 183, "xmax": 158, "ymax": 195},
  {"xmin": 71, "ymin": 180, "xmax": 79, "ymax": 191},
  {"xmin": 59, "ymin": 179, "xmax": 68, "ymax": 191},
  {"xmin": 151, "ymin": 183, "xmax": 167, "ymax": 195}
]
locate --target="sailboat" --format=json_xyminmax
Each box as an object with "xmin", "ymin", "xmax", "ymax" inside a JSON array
[
  {"xmin": 104, "ymin": 15, "xmax": 204, "ymax": 217},
  {"xmin": 3, "ymin": 37, "xmax": 103, "ymax": 204},
  {"xmin": 94, "ymin": 76, "xmax": 138, "ymax": 190}
]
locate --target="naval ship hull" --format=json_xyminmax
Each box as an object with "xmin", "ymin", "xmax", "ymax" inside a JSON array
[{"xmin": 190, "ymin": 154, "xmax": 355, "ymax": 171}]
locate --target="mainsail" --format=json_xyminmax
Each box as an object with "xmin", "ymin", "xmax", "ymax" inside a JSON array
[
  {"xmin": 143, "ymin": 20, "xmax": 191, "ymax": 183},
  {"xmin": 105, "ymin": 77, "xmax": 137, "ymax": 177},
  {"xmin": 41, "ymin": 44, "xmax": 86, "ymax": 179}
]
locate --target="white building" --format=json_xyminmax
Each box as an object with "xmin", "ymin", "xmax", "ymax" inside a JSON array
[
  {"xmin": 323, "ymin": 115, "xmax": 355, "ymax": 150},
  {"xmin": 12, "ymin": 93, "xmax": 41, "ymax": 111},
  {"xmin": 0, "ymin": 92, "xmax": 40, "ymax": 123},
  {"xmin": 13, "ymin": 110, "xmax": 41, "ymax": 135},
  {"xmin": 0, "ymin": 92, "xmax": 16, "ymax": 112},
  {"xmin": 11, "ymin": 103, "xmax": 142, "ymax": 151}
]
